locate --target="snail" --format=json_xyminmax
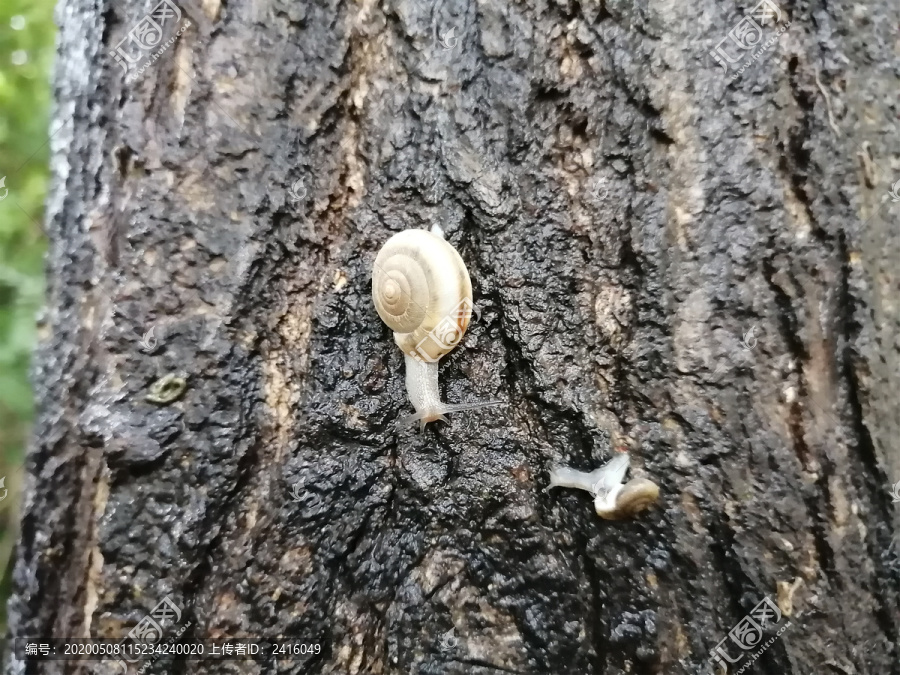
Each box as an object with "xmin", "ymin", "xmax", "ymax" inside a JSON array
[
  {"xmin": 371, "ymin": 225, "xmax": 501, "ymax": 429},
  {"xmin": 548, "ymin": 453, "xmax": 659, "ymax": 519}
]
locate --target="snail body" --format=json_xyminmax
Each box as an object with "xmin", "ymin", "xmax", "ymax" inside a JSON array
[
  {"xmin": 549, "ymin": 453, "xmax": 659, "ymax": 519},
  {"xmin": 372, "ymin": 225, "xmax": 501, "ymax": 429}
]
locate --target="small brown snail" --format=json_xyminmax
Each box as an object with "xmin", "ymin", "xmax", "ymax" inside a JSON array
[
  {"xmin": 548, "ymin": 453, "xmax": 659, "ymax": 519},
  {"xmin": 372, "ymin": 225, "xmax": 501, "ymax": 429}
]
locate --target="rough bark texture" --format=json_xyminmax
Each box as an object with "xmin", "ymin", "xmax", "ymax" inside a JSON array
[{"xmin": 4, "ymin": 0, "xmax": 900, "ymax": 674}]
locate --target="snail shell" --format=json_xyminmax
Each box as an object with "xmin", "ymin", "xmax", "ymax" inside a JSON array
[
  {"xmin": 595, "ymin": 478, "xmax": 660, "ymax": 520},
  {"xmin": 372, "ymin": 228, "xmax": 472, "ymax": 363}
]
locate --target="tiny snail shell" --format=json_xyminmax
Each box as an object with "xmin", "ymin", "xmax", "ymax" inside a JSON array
[
  {"xmin": 548, "ymin": 453, "xmax": 659, "ymax": 520},
  {"xmin": 372, "ymin": 226, "xmax": 472, "ymax": 363},
  {"xmin": 596, "ymin": 477, "xmax": 659, "ymax": 520},
  {"xmin": 371, "ymin": 225, "xmax": 502, "ymax": 430}
]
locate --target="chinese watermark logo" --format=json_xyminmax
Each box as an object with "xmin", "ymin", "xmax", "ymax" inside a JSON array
[
  {"xmin": 439, "ymin": 27, "xmax": 458, "ymax": 50},
  {"xmin": 739, "ymin": 325, "xmax": 758, "ymax": 351},
  {"xmin": 412, "ymin": 298, "xmax": 479, "ymax": 363},
  {"xmin": 114, "ymin": 596, "xmax": 190, "ymax": 673},
  {"xmin": 888, "ymin": 179, "xmax": 900, "ymax": 203},
  {"xmin": 139, "ymin": 325, "xmax": 160, "ymax": 353},
  {"xmin": 890, "ymin": 479, "xmax": 900, "ymax": 504},
  {"xmin": 290, "ymin": 484, "xmax": 303, "ymax": 503},
  {"xmin": 0, "ymin": 477, "xmax": 7, "ymax": 502},
  {"xmin": 709, "ymin": 0, "xmax": 790, "ymax": 80},
  {"xmin": 0, "ymin": 176, "xmax": 8, "ymax": 201},
  {"xmin": 110, "ymin": 0, "xmax": 190, "ymax": 82},
  {"xmin": 710, "ymin": 596, "xmax": 791, "ymax": 674},
  {"xmin": 289, "ymin": 178, "xmax": 306, "ymax": 203},
  {"xmin": 128, "ymin": 596, "xmax": 181, "ymax": 642}
]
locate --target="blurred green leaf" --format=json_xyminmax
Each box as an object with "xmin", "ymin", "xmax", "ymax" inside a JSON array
[{"xmin": 0, "ymin": 0, "xmax": 56, "ymax": 638}]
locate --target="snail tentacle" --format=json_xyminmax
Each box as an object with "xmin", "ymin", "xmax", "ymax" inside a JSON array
[{"xmin": 590, "ymin": 452, "xmax": 629, "ymax": 494}]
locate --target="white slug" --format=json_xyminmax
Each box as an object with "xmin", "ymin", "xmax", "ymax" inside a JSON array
[{"xmin": 549, "ymin": 453, "xmax": 659, "ymax": 519}]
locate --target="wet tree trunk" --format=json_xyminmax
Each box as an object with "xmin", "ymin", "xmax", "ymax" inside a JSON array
[{"xmin": 5, "ymin": 0, "xmax": 900, "ymax": 674}]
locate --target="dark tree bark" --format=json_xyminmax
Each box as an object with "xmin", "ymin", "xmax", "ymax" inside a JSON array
[{"xmin": 4, "ymin": 0, "xmax": 900, "ymax": 674}]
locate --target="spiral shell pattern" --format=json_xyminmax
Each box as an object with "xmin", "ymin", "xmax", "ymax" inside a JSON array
[
  {"xmin": 372, "ymin": 229, "xmax": 473, "ymax": 362},
  {"xmin": 600, "ymin": 478, "xmax": 659, "ymax": 519}
]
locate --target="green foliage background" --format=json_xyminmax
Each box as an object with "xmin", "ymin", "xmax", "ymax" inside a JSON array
[{"xmin": 0, "ymin": 0, "xmax": 56, "ymax": 634}]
